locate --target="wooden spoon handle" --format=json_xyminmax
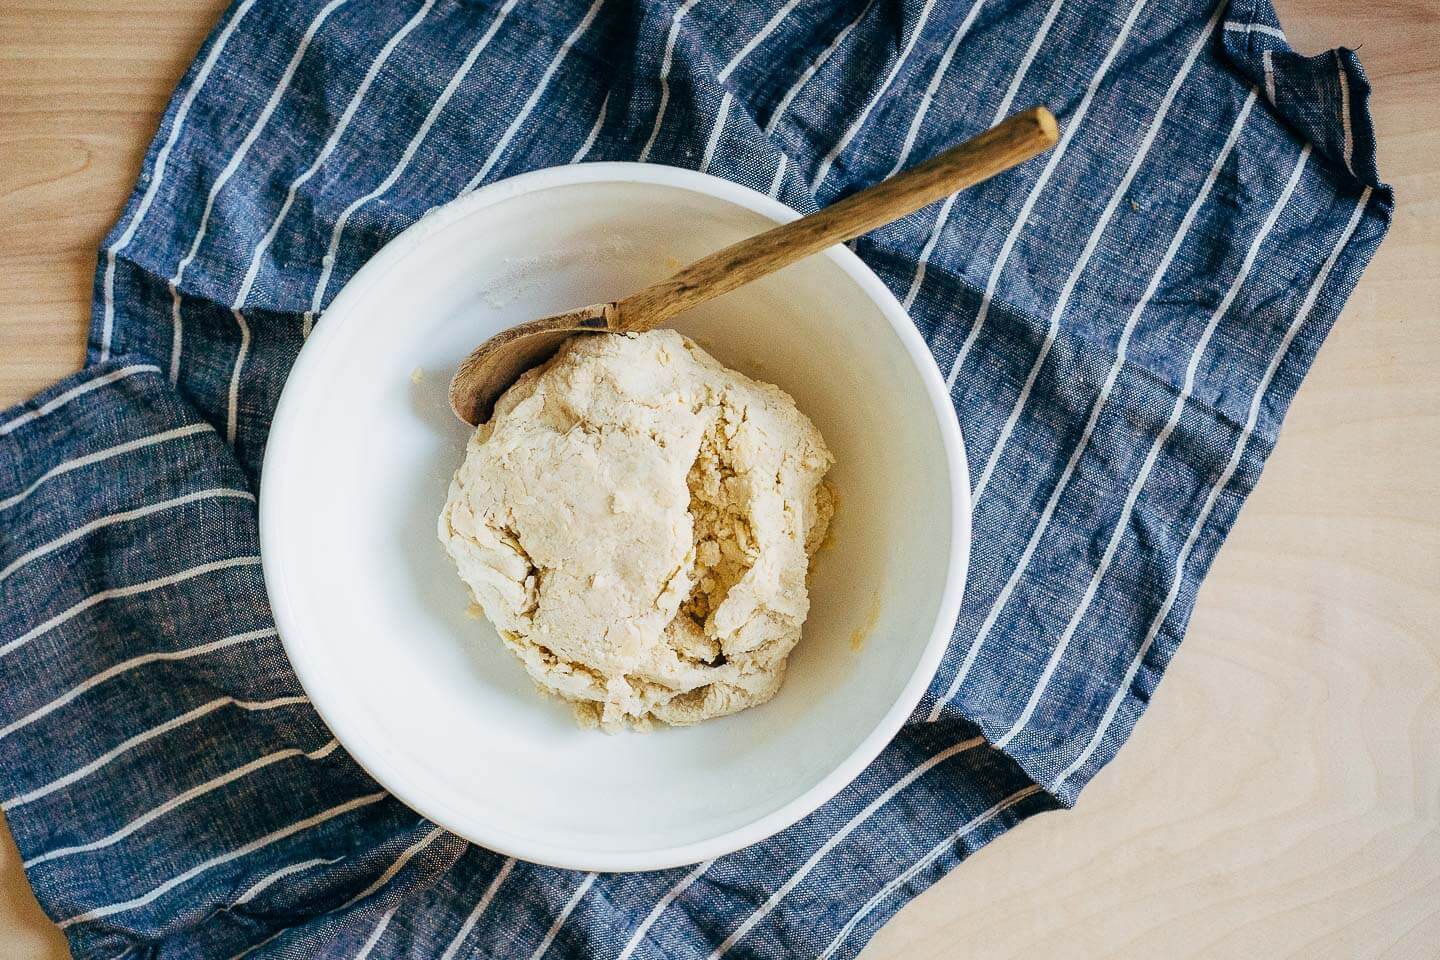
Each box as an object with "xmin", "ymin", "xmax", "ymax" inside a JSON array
[{"xmin": 614, "ymin": 106, "xmax": 1059, "ymax": 332}]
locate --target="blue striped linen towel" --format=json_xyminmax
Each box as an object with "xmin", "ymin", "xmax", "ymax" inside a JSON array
[{"xmin": 0, "ymin": 0, "xmax": 1391, "ymax": 956}]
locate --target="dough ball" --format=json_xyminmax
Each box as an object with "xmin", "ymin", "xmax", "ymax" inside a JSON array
[{"xmin": 439, "ymin": 330, "xmax": 833, "ymax": 730}]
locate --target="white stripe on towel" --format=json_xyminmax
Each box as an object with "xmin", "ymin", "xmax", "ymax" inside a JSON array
[
  {"xmin": 941, "ymin": 0, "xmax": 1149, "ymax": 389},
  {"xmin": 335, "ymin": 825, "xmax": 447, "ymax": 913},
  {"xmin": 225, "ymin": 309, "xmax": 251, "ymax": 444},
  {"xmin": 1336, "ymin": 50, "xmax": 1353, "ymax": 172},
  {"xmin": 767, "ymin": 153, "xmax": 788, "ymax": 198},
  {"xmin": 1054, "ymin": 185, "xmax": 1371, "ymax": 790},
  {"xmin": 56, "ymin": 792, "xmax": 387, "ymax": 929},
  {"xmin": 462, "ymin": 0, "xmax": 606, "ymax": 193},
  {"xmin": 531, "ymin": 872, "xmax": 598, "ymax": 960},
  {"xmin": 902, "ymin": 0, "xmax": 1066, "ymax": 311},
  {"xmin": 23, "ymin": 739, "xmax": 338, "ymax": 867},
  {"xmin": 168, "ymin": 0, "xmax": 351, "ymax": 384},
  {"xmin": 926, "ymin": 87, "xmax": 1260, "ymax": 721},
  {"xmin": 718, "ymin": 0, "xmax": 802, "ymax": 82},
  {"xmin": 768, "ymin": 153, "xmax": 789, "ymax": 197},
  {"xmin": 708, "ymin": 738, "xmax": 988, "ymax": 958},
  {"xmin": 571, "ymin": 92, "xmax": 610, "ymax": 164},
  {"xmin": 354, "ymin": 910, "xmax": 397, "ymax": 959},
  {"xmin": 810, "ymin": 0, "xmax": 938, "ymax": 191},
  {"xmin": 991, "ymin": 140, "xmax": 1310, "ymax": 750},
  {"xmin": 0, "ymin": 554, "xmax": 260, "ymax": 661},
  {"xmin": 99, "ymin": 0, "xmax": 259, "ymax": 361},
  {"xmin": 699, "ymin": 92, "xmax": 734, "ymax": 174},
  {"xmin": 817, "ymin": 786, "xmax": 1043, "ymax": 959},
  {"xmin": 234, "ymin": 856, "xmax": 341, "ymax": 906},
  {"xmin": 616, "ymin": 859, "xmax": 716, "ymax": 960},
  {"xmin": 763, "ymin": 0, "xmax": 877, "ymax": 138},
  {"xmin": 1222, "ymin": 20, "xmax": 1286, "ymax": 41},
  {"xmin": 308, "ymin": 0, "xmax": 521, "ymax": 322},
  {"xmin": 638, "ymin": 0, "xmax": 704, "ymax": 162},
  {"xmin": 0, "ymin": 422, "xmax": 212, "ymax": 515},
  {"xmin": 0, "ymin": 627, "xmax": 277, "ymax": 742},
  {"xmin": 3, "ymin": 695, "xmax": 309, "ymax": 811},
  {"xmin": 0, "ymin": 365, "xmax": 160, "ymax": 437},
  {"xmin": 439, "ymin": 857, "xmax": 516, "ymax": 960},
  {"xmin": 970, "ymin": 0, "xmax": 1227, "ymax": 503},
  {"xmin": 885, "ymin": 0, "xmax": 988, "ymax": 179},
  {"xmin": 0, "ymin": 487, "xmax": 254, "ymax": 584}
]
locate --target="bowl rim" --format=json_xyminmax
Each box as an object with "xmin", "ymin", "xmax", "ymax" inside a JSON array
[{"xmin": 260, "ymin": 161, "xmax": 972, "ymax": 872}]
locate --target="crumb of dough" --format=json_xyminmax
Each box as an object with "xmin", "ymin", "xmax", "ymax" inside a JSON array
[
  {"xmin": 410, "ymin": 367, "xmax": 425, "ymax": 384},
  {"xmin": 816, "ymin": 484, "xmax": 840, "ymax": 553},
  {"xmin": 438, "ymin": 330, "xmax": 833, "ymax": 730},
  {"xmin": 850, "ymin": 588, "xmax": 882, "ymax": 651}
]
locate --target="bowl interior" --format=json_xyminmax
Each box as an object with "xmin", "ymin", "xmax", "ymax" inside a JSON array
[{"xmin": 261, "ymin": 166, "xmax": 964, "ymax": 870}]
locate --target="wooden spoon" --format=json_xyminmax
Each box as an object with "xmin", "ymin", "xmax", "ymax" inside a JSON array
[{"xmin": 449, "ymin": 106, "xmax": 1059, "ymax": 425}]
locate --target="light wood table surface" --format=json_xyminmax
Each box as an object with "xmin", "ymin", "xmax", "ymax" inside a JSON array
[{"xmin": 2, "ymin": 1, "xmax": 1436, "ymax": 957}]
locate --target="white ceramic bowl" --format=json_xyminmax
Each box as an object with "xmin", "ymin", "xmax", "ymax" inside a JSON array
[{"xmin": 261, "ymin": 163, "xmax": 970, "ymax": 872}]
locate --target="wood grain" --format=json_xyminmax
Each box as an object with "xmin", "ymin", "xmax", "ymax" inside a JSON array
[
  {"xmin": 0, "ymin": 2, "xmax": 1435, "ymax": 959},
  {"xmin": 617, "ymin": 107, "xmax": 1058, "ymax": 329}
]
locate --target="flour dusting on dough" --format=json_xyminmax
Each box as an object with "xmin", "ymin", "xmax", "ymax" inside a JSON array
[{"xmin": 439, "ymin": 330, "xmax": 833, "ymax": 730}]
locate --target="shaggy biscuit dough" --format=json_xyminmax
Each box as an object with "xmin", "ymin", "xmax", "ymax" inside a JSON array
[{"xmin": 439, "ymin": 330, "xmax": 833, "ymax": 730}]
